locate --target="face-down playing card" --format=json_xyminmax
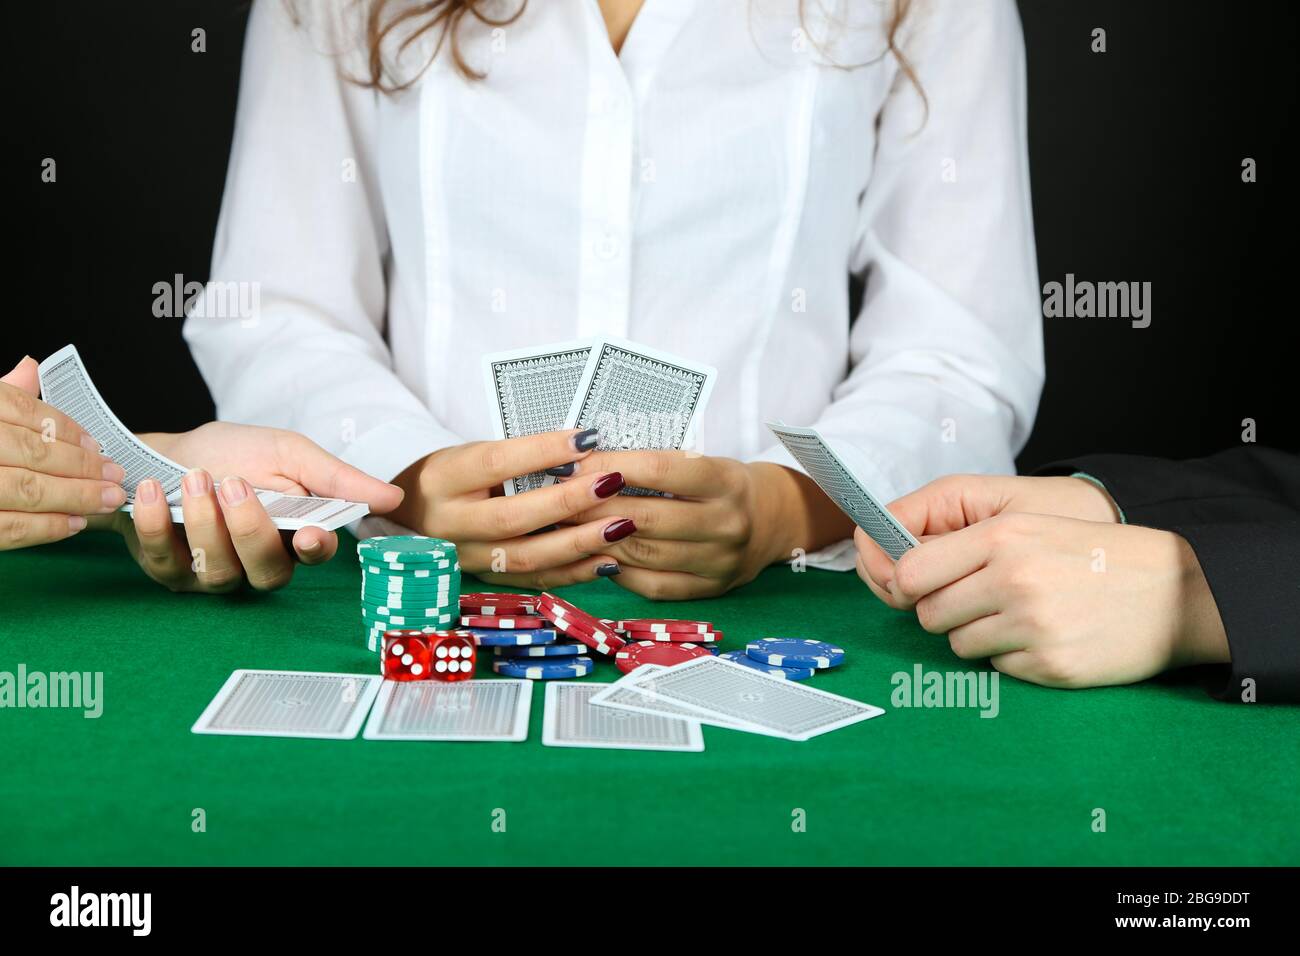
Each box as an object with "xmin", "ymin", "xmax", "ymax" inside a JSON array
[
  {"xmin": 624, "ymin": 655, "xmax": 884, "ymax": 741},
  {"xmin": 363, "ymin": 678, "xmax": 532, "ymax": 742},
  {"xmin": 543, "ymin": 681, "xmax": 704, "ymax": 751},
  {"xmin": 191, "ymin": 670, "xmax": 382, "ymax": 739},
  {"xmin": 766, "ymin": 421, "xmax": 918, "ymax": 560},
  {"xmin": 483, "ymin": 340, "xmax": 595, "ymax": 495}
]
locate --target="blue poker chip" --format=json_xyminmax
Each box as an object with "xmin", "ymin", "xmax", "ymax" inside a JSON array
[
  {"xmin": 494, "ymin": 641, "xmax": 589, "ymax": 659},
  {"xmin": 466, "ymin": 627, "xmax": 558, "ymax": 647},
  {"xmin": 720, "ymin": 650, "xmax": 814, "ymax": 681},
  {"xmin": 492, "ymin": 656, "xmax": 594, "ymax": 679},
  {"xmin": 745, "ymin": 638, "xmax": 844, "ymax": 669}
]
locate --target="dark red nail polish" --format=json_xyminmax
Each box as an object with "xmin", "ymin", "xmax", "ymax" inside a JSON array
[
  {"xmin": 603, "ymin": 518, "xmax": 636, "ymax": 542},
  {"xmin": 595, "ymin": 563, "xmax": 620, "ymax": 577},
  {"xmin": 592, "ymin": 472, "xmax": 624, "ymax": 499}
]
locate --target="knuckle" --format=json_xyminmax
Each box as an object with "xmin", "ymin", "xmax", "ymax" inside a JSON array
[
  {"xmin": 619, "ymin": 535, "xmax": 659, "ymax": 565},
  {"xmin": 16, "ymin": 471, "xmax": 45, "ymax": 510},
  {"xmin": 199, "ymin": 568, "xmax": 243, "ymax": 592},
  {"xmin": 893, "ymin": 552, "xmax": 923, "ymax": 597},
  {"xmin": 7, "ymin": 389, "xmax": 36, "ymax": 422},
  {"xmin": 19, "ymin": 429, "xmax": 49, "ymax": 468},
  {"xmin": 1034, "ymin": 650, "xmax": 1081, "ymax": 688},
  {"xmin": 2, "ymin": 514, "xmax": 32, "ymax": 548},
  {"xmin": 914, "ymin": 596, "xmax": 943, "ymax": 634},
  {"xmin": 488, "ymin": 499, "xmax": 524, "ymax": 538},
  {"xmin": 250, "ymin": 567, "xmax": 294, "ymax": 592},
  {"xmin": 478, "ymin": 444, "xmax": 509, "ymax": 477},
  {"xmin": 505, "ymin": 549, "xmax": 537, "ymax": 575}
]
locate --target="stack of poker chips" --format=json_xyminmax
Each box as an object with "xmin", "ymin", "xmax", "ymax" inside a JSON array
[
  {"xmin": 718, "ymin": 638, "xmax": 845, "ymax": 681},
  {"xmin": 459, "ymin": 592, "xmax": 596, "ymax": 680},
  {"xmin": 358, "ymin": 536, "xmax": 461, "ymax": 652}
]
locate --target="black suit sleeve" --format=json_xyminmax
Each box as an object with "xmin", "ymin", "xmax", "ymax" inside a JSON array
[{"xmin": 1035, "ymin": 447, "xmax": 1300, "ymax": 703}]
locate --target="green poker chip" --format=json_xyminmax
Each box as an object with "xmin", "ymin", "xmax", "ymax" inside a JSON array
[{"xmin": 357, "ymin": 535, "xmax": 457, "ymax": 563}]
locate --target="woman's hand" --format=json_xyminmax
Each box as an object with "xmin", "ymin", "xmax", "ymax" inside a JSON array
[
  {"xmin": 855, "ymin": 474, "xmax": 1122, "ymax": 600},
  {"xmin": 389, "ymin": 428, "xmax": 639, "ymax": 589},
  {"xmin": 864, "ymin": 510, "xmax": 1229, "ymax": 689},
  {"xmin": 99, "ymin": 423, "xmax": 404, "ymax": 593},
  {"xmin": 0, "ymin": 357, "xmax": 126, "ymax": 549},
  {"xmin": 561, "ymin": 453, "xmax": 854, "ymax": 600}
]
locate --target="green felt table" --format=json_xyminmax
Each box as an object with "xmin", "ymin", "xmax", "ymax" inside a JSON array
[{"xmin": 2, "ymin": 531, "xmax": 1297, "ymax": 867}]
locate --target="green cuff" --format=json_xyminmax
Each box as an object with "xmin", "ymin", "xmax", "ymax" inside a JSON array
[{"xmin": 1070, "ymin": 472, "xmax": 1127, "ymax": 524}]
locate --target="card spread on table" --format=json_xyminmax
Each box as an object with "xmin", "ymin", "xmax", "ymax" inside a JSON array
[
  {"xmin": 766, "ymin": 421, "xmax": 918, "ymax": 560},
  {"xmin": 37, "ymin": 345, "xmax": 370, "ymax": 531},
  {"xmin": 191, "ymin": 670, "xmax": 381, "ymax": 739},
  {"xmin": 542, "ymin": 681, "xmax": 704, "ymax": 751},
  {"xmin": 590, "ymin": 664, "xmax": 744, "ymax": 731},
  {"xmin": 363, "ymin": 678, "xmax": 531, "ymax": 742},
  {"xmin": 482, "ymin": 339, "xmax": 595, "ymax": 496},
  {"xmin": 628, "ymin": 656, "xmax": 884, "ymax": 741}
]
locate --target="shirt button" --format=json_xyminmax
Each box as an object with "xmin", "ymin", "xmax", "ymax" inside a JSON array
[{"xmin": 595, "ymin": 233, "xmax": 621, "ymax": 260}]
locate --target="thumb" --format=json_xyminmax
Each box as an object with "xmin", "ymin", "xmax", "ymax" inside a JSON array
[
  {"xmin": 1, "ymin": 356, "xmax": 40, "ymax": 396},
  {"xmin": 886, "ymin": 475, "xmax": 1015, "ymax": 538},
  {"xmin": 289, "ymin": 437, "xmax": 405, "ymax": 515}
]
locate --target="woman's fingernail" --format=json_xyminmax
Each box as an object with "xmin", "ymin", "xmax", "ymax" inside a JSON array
[
  {"xmin": 299, "ymin": 538, "xmax": 322, "ymax": 554},
  {"xmin": 68, "ymin": 515, "xmax": 87, "ymax": 534},
  {"xmin": 219, "ymin": 477, "xmax": 249, "ymax": 505},
  {"xmin": 546, "ymin": 462, "xmax": 577, "ymax": 477},
  {"xmin": 102, "ymin": 461, "xmax": 126, "ymax": 484},
  {"xmin": 80, "ymin": 434, "xmax": 101, "ymax": 453},
  {"xmin": 595, "ymin": 562, "xmax": 621, "ymax": 577},
  {"xmin": 592, "ymin": 472, "xmax": 624, "ymax": 499},
  {"xmin": 136, "ymin": 479, "xmax": 159, "ymax": 504},
  {"xmin": 101, "ymin": 485, "xmax": 126, "ymax": 510},
  {"xmin": 183, "ymin": 469, "xmax": 210, "ymax": 497},
  {"xmin": 603, "ymin": 518, "xmax": 636, "ymax": 542},
  {"xmin": 572, "ymin": 428, "xmax": 600, "ymax": 453}
]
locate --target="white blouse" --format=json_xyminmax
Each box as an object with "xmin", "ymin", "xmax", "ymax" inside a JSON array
[{"xmin": 185, "ymin": 0, "xmax": 1042, "ymax": 567}]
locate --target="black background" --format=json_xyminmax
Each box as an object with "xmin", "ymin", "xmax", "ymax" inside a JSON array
[{"xmin": 7, "ymin": 1, "xmax": 1297, "ymax": 469}]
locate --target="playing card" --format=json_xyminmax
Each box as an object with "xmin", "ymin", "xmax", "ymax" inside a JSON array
[
  {"xmin": 590, "ymin": 665, "xmax": 745, "ymax": 731},
  {"xmin": 38, "ymin": 345, "xmax": 369, "ymax": 531},
  {"xmin": 191, "ymin": 670, "xmax": 381, "ymax": 739},
  {"xmin": 766, "ymin": 421, "xmax": 918, "ymax": 560},
  {"xmin": 564, "ymin": 337, "xmax": 715, "ymax": 470},
  {"xmin": 543, "ymin": 681, "xmax": 704, "ymax": 751},
  {"xmin": 628, "ymin": 655, "xmax": 884, "ymax": 741},
  {"xmin": 483, "ymin": 340, "xmax": 595, "ymax": 495},
  {"xmin": 362, "ymin": 679, "xmax": 531, "ymax": 742}
]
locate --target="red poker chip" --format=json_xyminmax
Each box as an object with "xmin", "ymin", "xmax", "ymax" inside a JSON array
[
  {"xmin": 459, "ymin": 615, "xmax": 547, "ymax": 629},
  {"xmin": 537, "ymin": 593, "xmax": 625, "ymax": 653},
  {"xmin": 614, "ymin": 641, "xmax": 712, "ymax": 674},
  {"xmin": 459, "ymin": 592, "xmax": 539, "ymax": 611},
  {"xmin": 614, "ymin": 619, "xmax": 715, "ymax": 634},
  {"xmin": 622, "ymin": 630, "xmax": 722, "ymax": 643},
  {"xmin": 459, "ymin": 603, "xmax": 537, "ymax": 617}
]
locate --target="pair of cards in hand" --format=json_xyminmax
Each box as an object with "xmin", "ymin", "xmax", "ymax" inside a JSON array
[
  {"xmin": 37, "ymin": 346, "xmax": 368, "ymax": 531},
  {"xmin": 484, "ymin": 336, "xmax": 716, "ymax": 496},
  {"xmin": 483, "ymin": 337, "xmax": 912, "ymax": 556},
  {"xmin": 191, "ymin": 656, "xmax": 884, "ymax": 748}
]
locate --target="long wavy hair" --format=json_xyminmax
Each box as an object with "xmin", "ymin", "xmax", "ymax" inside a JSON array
[{"xmin": 351, "ymin": 0, "xmax": 921, "ymax": 96}]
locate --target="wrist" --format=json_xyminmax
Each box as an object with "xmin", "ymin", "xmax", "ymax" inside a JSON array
[
  {"xmin": 747, "ymin": 462, "xmax": 853, "ymax": 564},
  {"xmin": 1168, "ymin": 533, "xmax": 1230, "ymax": 667},
  {"xmin": 1063, "ymin": 475, "xmax": 1123, "ymax": 523}
]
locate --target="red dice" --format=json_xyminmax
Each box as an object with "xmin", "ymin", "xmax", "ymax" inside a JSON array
[
  {"xmin": 381, "ymin": 630, "xmax": 476, "ymax": 682},
  {"xmin": 381, "ymin": 631, "xmax": 433, "ymax": 681},
  {"xmin": 429, "ymin": 630, "xmax": 476, "ymax": 682}
]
